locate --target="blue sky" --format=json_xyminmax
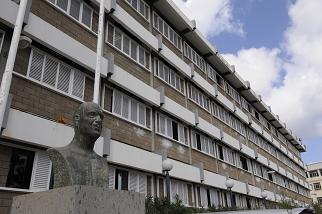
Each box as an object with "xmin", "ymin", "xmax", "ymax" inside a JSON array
[{"xmin": 173, "ymin": 0, "xmax": 322, "ymax": 164}]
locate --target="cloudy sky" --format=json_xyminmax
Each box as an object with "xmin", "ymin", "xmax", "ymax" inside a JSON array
[{"xmin": 172, "ymin": 0, "xmax": 322, "ymax": 164}]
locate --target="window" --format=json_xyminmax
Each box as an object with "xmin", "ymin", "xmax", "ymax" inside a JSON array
[
  {"xmin": 238, "ymin": 155, "xmax": 249, "ymax": 171},
  {"xmin": 252, "ymin": 162, "xmax": 262, "ymax": 177},
  {"xmin": 183, "ymin": 42, "xmax": 206, "ymax": 72},
  {"xmin": 0, "ymin": 30, "xmax": 4, "ymax": 54},
  {"xmin": 224, "ymin": 82, "xmax": 241, "ymax": 104},
  {"xmin": 153, "ymin": 12, "xmax": 182, "ymax": 51},
  {"xmin": 170, "ymin": 180, "xmax": 188, "ymax": 205},
  {"xmin": 48, "ymin": 0, "xmax": 95, "ymax": 30},
  {"xmin": 115, "ymin": 169, "xmax": 128, "ymax": 190},
  {"xmin": 309, "ymin": 170, "xmax": 319, "ymax": 178},
  {"xmin": 156, "ymin": 112, "xmax": 188, "ymax": 145},
  {"xmin": 27, "ymin": 49, "xmax": 85, "ymax": 99},
  {"xmin": 189, "ymin": 84, "xmax": 210, "ymax": 111},
  {"xmin": 217, "ymin": 145, "xmax": 235, "ymax": 165},
  {"xmin": 107, "ymin": 23, "xmax": 150, "ymax": 70},
  {"xmin": 154, "ymin": 59, "xmax": 185, "ymax": 94},
  {"xmin": 191, "ymin": 131, "xmax": 215, "ymax": 156},
  {"xmin": 126, "ymin": 0, "xmax": 150, "ymax": 20},
  {"xmin": 314, "ymin": 182, "xmax": 321, "ymax": 190},
  {"xmin": 2, "ymin": 146, "xmax": 52, "ymax": 191},
  {"xmin": 317, "ymin": 197, "xmax": 322, "ymax": 205},
  {"xmin": 108, "ymin": 88, "xmax": 151, "ymax": 129}
]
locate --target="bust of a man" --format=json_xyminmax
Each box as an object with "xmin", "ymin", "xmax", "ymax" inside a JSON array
[{"xmin": 48, "ymin": 102, "xmax": 108, "ymax": 188}]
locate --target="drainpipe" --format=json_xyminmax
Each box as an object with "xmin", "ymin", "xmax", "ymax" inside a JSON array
[
  {"xmin": 93, "ymin": 0, "xmax": 106, "ymax": 104},
  {"xmin": 0, "ymin": 0, "xmax": 29, "ymax": 129}
]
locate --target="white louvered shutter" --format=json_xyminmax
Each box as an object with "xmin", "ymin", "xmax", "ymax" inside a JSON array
[
  {"xmin": 29, "ymin": 50, "xmax": 44, "ymax": 81},
  {"xmin": 57, "ymin": 0, "xmax": 68, "ymax": 11},
  {"xmin": 200, "ymin": 187, "xmax": 207, "ymax": 207},
  {"xmin": 57, "ymin": 64, "xmax": 71, "ymax": 93},
  {"xmin": 178, "ymin": 125, "xmax": 184, "ymax": 143},
  {"xmin": 138, "ymin": 174, "xmax": 146, "ymax": 194},
  {"xmin": 72, "ymin": 70, "xmax": 84, "ymax": 99},
  {"xmin": 171, "ymin": 181, "xmax": 177, "ymax": 201},
  {"xmin": 130, "ymin": 99, "xmax": 138, "ymax": 122},
  {"xmin": 43, "ymin": 56, "xmax": 58, "ymax": 87},
  {"xmin": 182, "ymin": 184, "xmax": 188, "ymax": 205},
  {"xmin": 138, "ymin": 103, "xmax": 145, "ymax": 126},
  {"xmin": 113, "ymin": 91, "xmax": 122, "ymax": 115},
  {"xmin": 69, "ymin": 0, "xmax": 81, "ymax": 20},
  {"xmin": 82, "ymin": 4, "xmax": 92, "ymax": 28},
  {"xmin": 192, "ymin": 132, "xmax": 197, "ymax": 148},
  {"xmin": 129, "ymin": 171, "xmax": 138, "ymax": 192},
  {"xmin": 122, "ymin": 95, "xmax": 129, "ymax": 119},
  {"xmin": 159, "ymin": 114, "xmax": 166, "ymax": 135},
  {"xmin": 166, "ymin": 119, "xmax": 172, "ymax": 138},
  {"xmin": 30, "ymin": 151, "xmax": 52, "ymax": 191},
  {"xmin": 108, "ymin": 167, "xmax": 115, "ymax": 189}
]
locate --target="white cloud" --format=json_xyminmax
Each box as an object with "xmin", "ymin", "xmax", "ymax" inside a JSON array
[
  {"xmin": 172, "ymin": 0, "xmax": 244, "ymax": 37},
  {"xmin": 222, "ymin": 0, "xmax": 322, "ymax": 141},
  {"xmin": 223, "ymin": 47, "xmax": 282, "ymax": 99}
]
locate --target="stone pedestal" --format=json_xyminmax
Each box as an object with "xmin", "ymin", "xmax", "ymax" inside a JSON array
[{"xmin": 10, "ymin": 186, "xmax": 145, "ymax": 214}]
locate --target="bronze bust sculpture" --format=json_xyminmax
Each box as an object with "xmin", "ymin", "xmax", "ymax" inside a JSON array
[{"xmin": 48, "ymin": 102, "xmax": 108, "ymax": 188}]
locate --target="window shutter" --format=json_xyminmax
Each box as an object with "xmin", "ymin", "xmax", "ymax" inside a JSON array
[
  {"xmin": 159, "ymin": 114, "xmax": 166, "ymax": 134},
  {"xmin": 138, "ymin": 174, "xmax": 146, "ymax": 194},
  {"xmin": 72, "ymin": 70, "xmax": 84, "ymax": 99},
  {"xmin": 192, "ymin": 132, "xmax": 197, "ymax": 148},
  {"xmin": 30, "ymin": 151, "xmax": 52, "ymax": 191},
  {"xmin": 171, "ymin": 181, "xmax": 177, "ymax": 201},
  {"xmin": 122, "ymin": 95, "xmax": 129, "ymax": 119},
  {"xmin": 29, "ymin": 50, "xmax": 44, "ymax": 81},
  {"xmin": 123, "ymin": 36, "xmax": 130, "ymax": 55},
  {"xmin": 130, "ymin": 99, "xmax": 138, "ymax": 122},
  {"xmin": 113, "ymin": 91, "xmax": 122, "ymax": 115},
  {"xmin": 182, "ymin": 184, "xmax": 188, "ymax": 205},
  {"xmin": 166, "ymin": 119, "xmax": 172, "ymax": 138},
  {"xmin": 57, "ymin": 0, "xmax": 68, "ymax": 11},
  {"xmin": 108, "ymin": 167, "xmax": 115, "ymax": 189},
  {"xmin": 81, "ymin": 4, "xmax": 92, "ymax": 28},
  {"xmin": 178, "ymin": 125, "xmax": 184, "ymax": 143},
  {"xmin": 57, "ymin": 64, "xmax": 71, "ymax": 93},
  {"xmin": 43, "ymin": 56, "xmax": 58, "ymax": 87},
  {"xmin": 138, "ymin": 104, "xmax": 145, "ymax": 125},
  {"xmin": 69, "ymin": 0, "xmax": 81, "ymax": 20},
  {"xmin": 200, "ymin": 187, "xmax": 208, "ymax": 207},
  {"xmin": 129, "ymin": 171, "xmax": 138, "ymax": 192}
]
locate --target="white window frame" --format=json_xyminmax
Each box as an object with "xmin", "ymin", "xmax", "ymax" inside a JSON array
[
  {"xmin": 26, "ymin": 48, "xmax": 85, "ymax": 100},
  {"xmin": 125, "ymin": 0, "xmax": 150, "ymax": 22},
  {"xmin": 153, "ymin": 12, "xmax": 182, "ymax": 52},
  {"xmin": 155, "ymin": 112, "xmax": 189, "ymax": 146},
  {"xmin": 47, "ymin": 0, "xmax": 95, "ymax": 32},
  {"xmin": 191, "ymin": 130, "xmax": 215, "ymax": 157},
  {"xmin": 109, "ymin": 88, "xmax": 152, "ymax": 130},
  {"xmin": 154, "ymin": 58, "xmax": 185, "ymax": 95},
  {"xmin": 188, "ymin": 84, "xmax": 210, "ymax": 112},
  {"xmin": 106, "ymin": 22, "xmax": 151, "ymax": 71},
  {"xmin": 183, "ymin": 42, "xmax": 206, "ymax": 72}
]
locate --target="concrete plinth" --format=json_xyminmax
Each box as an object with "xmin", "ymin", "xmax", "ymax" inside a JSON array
[{"xmin": 10, "ymin": 186, "xmax": 145, "ymax": 214}]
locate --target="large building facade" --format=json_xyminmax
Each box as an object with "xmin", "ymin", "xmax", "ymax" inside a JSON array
[
  {"xmin": 306, "ymin": 162, "xmax": 322, "ymax": 205},
  {"xmin": 0, "ymin": 0, "xmax": 311, "ymax": 213}
]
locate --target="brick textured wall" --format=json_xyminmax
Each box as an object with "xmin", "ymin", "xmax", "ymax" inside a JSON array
[
  {"xmin": 191, "ymin": 150, "xmax": 217, "ymax": 173},
  {"xmin": 104, "ymin": 46, "xmax": 151, "ymax": 85},
  {"xmin": 103, "ymin": 113, "xmax": 153, "ymax": 151},
  {"xmin": 0, "ymin": 145, "xmax": 11, "ymax": 187},
  {"xmin": 154, "ymin": 135, "xmax": 190, "ymax": 164},
  {"xmin": 31, "ymin": 0, "xmax": 97, "ymax": 52},
  {"xmin": 116, "ymin": 0, "xmax": 150, "ymax": 30},
  {"xmin": 0, "ymin": 191, "xmax": 26, "ymax": 214},
  {"xmin": 153, "ymin": 77, "xmax": 186, "ymax": 108}
]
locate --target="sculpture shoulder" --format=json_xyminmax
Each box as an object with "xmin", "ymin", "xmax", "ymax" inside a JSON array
[{"xmin": 47, "ymin": 148, "xmax": 71, "ymax": 188}]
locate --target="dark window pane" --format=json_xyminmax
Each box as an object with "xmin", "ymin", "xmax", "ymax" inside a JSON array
[
  {"xmin": 6, "ymin": 148, "xmax": 35, "ymax": 189},
  {"xmin": 196, "ymin": 134, "xmax": 201, "ymax": 150},
  {"xmin": 172, "ymin": 121, "xmax": 178, "ymax": 141}
]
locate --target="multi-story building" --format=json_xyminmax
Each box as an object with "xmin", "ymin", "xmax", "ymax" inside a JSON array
[
  {"xmin": 0, "ymin": 0, "xmax": 311, "ymax": 213},
  {"xmin": 306, "ymin": 162, "xmax": 322, "ymax": 205}
]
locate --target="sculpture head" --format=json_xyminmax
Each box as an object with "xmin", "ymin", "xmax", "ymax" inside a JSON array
[{"xmin": 73, "ymin": 102, "xmax": 104, "ymax": 140}]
